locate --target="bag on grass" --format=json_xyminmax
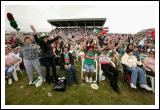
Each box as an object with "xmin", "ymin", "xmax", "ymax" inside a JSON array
[{"xmin": 53, "ymin": 77, "xmax": 66, "ymax": 92}]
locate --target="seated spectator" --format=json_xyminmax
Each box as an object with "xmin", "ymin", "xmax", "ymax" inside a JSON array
[
  {"xmin": 133, "ymin": 46, "xmax": 140, "ymax": 59},
  {"xmin": 143, "ymin": 51, "xmax": 155, "ymax": 76},
  {"xmin": 139, "ymin": 49, "xmax": 148, "ymax": 62},
  {"xmin": 98, "ymin": 48, "xmax": 120, "ymax": 93},
  {"xmin": 117, "ymin": 44, "xmax": 125, "ymax": 57},
  {"xmin": 78, "ymin": 42, "xmax": 85, "ymax": 61},
  {"xmin": 5, "ymin": 47, "xmax": 21, "ymax": 84},
  {"xmin": 60, "ymin": 47, "xmax": 78, "ymax": 86},
  {"xmin": 111, "ymin": 51, "xmax": 124, "ymax": 75},
  {"xmin": 83, "ymin": 45, "xmax": 97, "ymax": 83},
  {"xmin": 126, "ymin": 43, "xmax": 134, "ymax": 50},
  {"xmin": 121, "ymin": 49, "xmax": 152, "ymax": 91}
]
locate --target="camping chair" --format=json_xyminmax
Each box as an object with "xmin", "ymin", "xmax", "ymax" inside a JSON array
[
  {"xmin": 81, "ymin": 57, "xmax": 98, "ymax": 83},
  {"xmin": 122, "ymin": 64, "xmax": 131, "ymax": 83},
  {"xmin": 12, "ymin": 57, "xmax": 22, "ymax": 81}
]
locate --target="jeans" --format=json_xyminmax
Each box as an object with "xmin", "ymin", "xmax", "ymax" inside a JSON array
[
  {"xmin": 83, "ymin": 64, "xmax": 94, "ymax": 72},
  {"xmin": 65, "ymin": 64, "xmax": 78, "ymax": 86},
  {"xmin": 127, "ymin": 66, "xmax": 146, "ymax": 85},
  {"xmin": 5, "ymin": 66, "xmax": 14, "ymax": 76},
  {"xmin": 23, "ymin": 58, "xmax": 45, "ymax": 82}
]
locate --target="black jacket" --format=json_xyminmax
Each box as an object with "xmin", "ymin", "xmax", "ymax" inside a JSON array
[
  {"xmin": 34, "ymin": 35, "xmax": 60, "ymax": 58},
  {"xmin": 60, "ymin": 53, "xmax": 74, "ymax": 70}
]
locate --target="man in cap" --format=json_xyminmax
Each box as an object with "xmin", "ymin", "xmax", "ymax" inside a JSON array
[{"xmin": 30, "ymin": 25, "xmax": 60, "ymax": 84}]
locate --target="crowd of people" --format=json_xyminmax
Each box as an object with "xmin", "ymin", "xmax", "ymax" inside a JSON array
[{"xmin": 5, "ymin": 26, "xmax": 155, "ymax": 93}]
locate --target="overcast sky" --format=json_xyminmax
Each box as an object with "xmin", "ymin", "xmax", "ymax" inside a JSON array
[{"xmin": 5, "ymin": 4, "xmax": 156, "ymax": 34}]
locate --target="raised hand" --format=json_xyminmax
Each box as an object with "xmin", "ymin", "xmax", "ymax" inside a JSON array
[
  {"xmin": 30, "ymin": 25, "xmax": 36, "ymax": 34},
  {"xmin": 49, "ymin": 30, "xmax": 54, "ymax": 36}
]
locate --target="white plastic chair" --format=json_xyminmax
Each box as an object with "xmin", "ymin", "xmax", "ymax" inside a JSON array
[
  {"xmin": 12, "ymin": 57, "xmax": 22, "ymax": 81},
  {"xmin": 146, "ymin": 74, "xmax": 155, "ymax": 93},
  {"xmin": 81, "ymin": 57, "xmax": 98, "ymax": 83},
  {"xmin": 144, "ymin": 69, "xmax": 155, "ymax": 93}
]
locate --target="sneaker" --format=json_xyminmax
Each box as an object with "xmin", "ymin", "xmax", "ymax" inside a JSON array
[
  {"xmin": 35, "ymin": 79, "xmax": 43, "ymax": 87},
  {"xmin": 85, "ymin": 76, "xmax": 89, "ymax": 83},
  {"xmin": 29, "ymin": 81, "xmax": 33, "ymax": 85},
  {"xmin": 130, "ymin": 83, "xmax": 137, "ymax": 89},
  {"xmin": 8, "ymin": 78, "xmax": 12, "ymax": 85},
  {"xmin": 89, "ymin": 77, "xmax": 92, "ymax": 83},
  {"xmin": 140, "ymin": 84, "xmax": 152, "ymax": 91}
]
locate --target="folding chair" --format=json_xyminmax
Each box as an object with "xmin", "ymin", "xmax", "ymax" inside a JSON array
[
  {"xmin": 122, "ymin": 64, "xmax": 131, "ymax": 83},
  {"xmin": 81, "ymin": 57, "xmax": 98, "ymax": 83}
]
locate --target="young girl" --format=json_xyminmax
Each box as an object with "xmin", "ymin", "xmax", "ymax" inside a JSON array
[{"xmin": 60, "ymin": 47, "xmax": 78, "ymax": 86}]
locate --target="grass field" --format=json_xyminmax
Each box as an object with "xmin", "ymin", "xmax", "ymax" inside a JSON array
[{"xmin": 5, "ymin": 61, "xmax": 155, "ymax": 105}]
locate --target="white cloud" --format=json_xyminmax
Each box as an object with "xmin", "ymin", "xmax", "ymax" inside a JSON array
[{"xmin": 5, "ymin": 5, "xmax": 155, "ymax": 34}]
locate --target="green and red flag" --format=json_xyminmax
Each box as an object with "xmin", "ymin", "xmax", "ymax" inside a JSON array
[
  {"xmin": 93, "ymin": 29, "xmax": 100, "ymax": 35},
  {"xmin": 7, "ymin": 12, "xmax": 20, "ymax": 31}
]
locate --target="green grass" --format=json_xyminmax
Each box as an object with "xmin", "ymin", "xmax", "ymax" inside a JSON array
[{"xmin": 5, "ymin": 61, "xmax": 155, "ymax": 105}]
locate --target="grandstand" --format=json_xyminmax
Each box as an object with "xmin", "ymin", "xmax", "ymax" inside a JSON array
[{"xmin": 47, "ymin": 18, "xmax": 106, "ymax": 29}]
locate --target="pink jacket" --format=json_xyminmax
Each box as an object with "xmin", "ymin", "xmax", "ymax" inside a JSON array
[{"xmin": 5, "ymin": 53, "xmax": 20, "ymax": 66}]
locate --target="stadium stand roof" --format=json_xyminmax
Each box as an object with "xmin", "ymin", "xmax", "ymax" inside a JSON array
[{"xmin": 47, "ymin": 18, "xmax": 106, "ymax": 27}]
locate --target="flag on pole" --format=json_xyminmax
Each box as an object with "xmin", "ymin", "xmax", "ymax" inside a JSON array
[
  {"xmin": 93, "ymin": 29, "xmax": 100, "ymax": 35},
  {"xmin": 139, "ymin": 37, "xmax": 147, "ymax": 46},
  {"xmin": 100, "ymin": 29, "xmax": 108, "ymax": 35}
]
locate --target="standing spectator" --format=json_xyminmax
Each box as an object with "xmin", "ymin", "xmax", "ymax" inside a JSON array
[
  {"xmin": 16, "ymin": 31, "xmax": 45, "ymax": 85},
  {"xmin": 30, "ymin": 25, "xmax": 60, "ymax": 84}
]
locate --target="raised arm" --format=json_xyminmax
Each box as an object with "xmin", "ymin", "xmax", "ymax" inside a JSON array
[
  {"xmin": 49, "ymin": 35, "xmax": 60, "ymax": 44},
  {"xmin": 30, "ymin": 25, "xmax": 42, "ymax": 46},
  {"xmin": 49, "ymin": 30, "xmax": 54, "ymax": 37},
  {"xmin": 15, "ymin": 31, "xmax": 24, "ymax": 47}
]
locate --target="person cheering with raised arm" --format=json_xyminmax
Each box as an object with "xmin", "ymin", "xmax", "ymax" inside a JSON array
[
  {"xmin": 15, "ymin": 30, "xmax": 45, "ymax": 86},
  {"xmin": 30, "ymin": 25, "xmax": 60, "ymax": 84}
]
